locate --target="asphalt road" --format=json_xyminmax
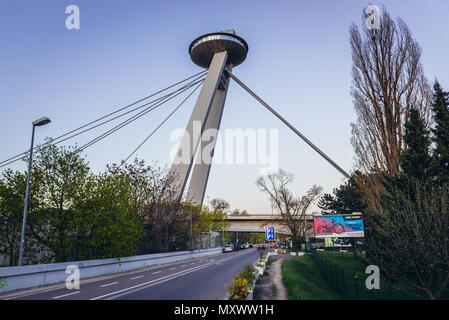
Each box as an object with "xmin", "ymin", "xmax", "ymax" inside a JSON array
[{"xmin": 1, "ymin": 248, "xmax": 261, "ymax": 300}]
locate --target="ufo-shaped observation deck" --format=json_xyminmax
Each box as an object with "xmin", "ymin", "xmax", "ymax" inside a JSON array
[{"xmin": 189, "ymin": 32, "xmax": 248, "ymax": 69}]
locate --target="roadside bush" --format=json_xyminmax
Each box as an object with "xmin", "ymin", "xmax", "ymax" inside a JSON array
[
  {"xmin": 228, "ymin": 263, "xmax": 256, "ymax": 299},
  {"xmin": 238, "ymin": 265, "xmax": 256, "ymax": 289},
  {"xmin": 227, "ymin": 278, "xmax": 249, "ymax": 300}
]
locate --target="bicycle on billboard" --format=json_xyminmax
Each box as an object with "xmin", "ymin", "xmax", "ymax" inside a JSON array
[{"xmin": 317, "ymin": 219, "xmax": 345, "ymax": 234}]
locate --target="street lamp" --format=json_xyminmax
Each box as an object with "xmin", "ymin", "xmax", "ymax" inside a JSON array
[
  {"xmin": 18, "ymin": 117, "xmax": 51, "ymax": 266},
  {"xmin": 190, "ymin": 200, "xmax": 196, "ymax": 251}
]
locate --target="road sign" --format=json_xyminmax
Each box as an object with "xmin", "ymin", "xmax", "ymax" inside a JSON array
[{"xmin": 265, "ymin": 227, "xmax": 275, "ymax": 241}]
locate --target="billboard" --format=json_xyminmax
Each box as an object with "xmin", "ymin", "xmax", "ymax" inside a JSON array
[{"xmin": 314, "ymin": 214, "xmax": 364, "ymax": 238}]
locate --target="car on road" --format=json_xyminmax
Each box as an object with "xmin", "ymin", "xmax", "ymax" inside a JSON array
[
  {"xmin": 223, "ymin": 245, "xmax": 233, "ymax": 253},
  {"xmin": 257, "ymin": 244, "xmax": 266, "ymax": 250}
]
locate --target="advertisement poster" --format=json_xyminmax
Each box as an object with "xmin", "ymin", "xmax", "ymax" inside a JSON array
[
  {"xmin": 314, "ymin": 214, "xmax": 364, "ymax": 238},
  {"xmin": 325, "ymin": 238, "xmax": 353, "ymax": 247}
]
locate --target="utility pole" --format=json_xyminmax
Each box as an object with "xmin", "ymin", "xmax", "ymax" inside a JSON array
[{"xmin": 190, "ymin": 200, "xmax": 196, "ymax": 251}]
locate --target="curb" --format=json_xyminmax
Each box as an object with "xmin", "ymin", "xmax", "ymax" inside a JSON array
[{"xmin": 245, "ymin": 252, "xmax": 271, "ymax": 300}]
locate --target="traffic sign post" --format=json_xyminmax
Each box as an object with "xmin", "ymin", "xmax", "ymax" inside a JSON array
[{"xmin": 265, "ymin": 227, "xmax": 275, "ymax": 241}]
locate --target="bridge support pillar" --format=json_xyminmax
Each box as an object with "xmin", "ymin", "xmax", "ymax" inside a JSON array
[
  {"xmin": 186, "ymin": 67, "xmax": 231, "ymax": 205},
  {"xmin": 169, "ymin": 51, "xmax": 229, "ymax": 205}
]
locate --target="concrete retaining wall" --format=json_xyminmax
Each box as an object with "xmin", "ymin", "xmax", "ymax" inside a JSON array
[{"xmin": 0, "ymin": 247, "xmax": 222, "ymax": 294}]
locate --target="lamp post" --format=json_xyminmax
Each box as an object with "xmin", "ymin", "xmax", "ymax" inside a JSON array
[
  {"xmin": 18, "ymin": 117, "xmax": 51, "ymax": 266},
  {"xmin": 190, "ymin": 200, "xmax": 196, "ymax": 251}
]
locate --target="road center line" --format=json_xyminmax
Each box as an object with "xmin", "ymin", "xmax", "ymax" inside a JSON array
[
  {"xmin": 100, "ymin": 282, "xmax": 118, "ymax": 288},
  {"xmin": 52, "ymin": 291, "xmax": 81, "ymax": 299}
]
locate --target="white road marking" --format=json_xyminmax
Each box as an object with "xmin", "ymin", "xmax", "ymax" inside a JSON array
[
  {"xmin": 100, "ymin": 282, "xmax": 118, "ymax": 288},
  {"xmin": 180, "ymin": 265, "xmax": 186, "ymax": 267},
  {"xmin": 4, "ymin": 250, "xmax": 255, "ymax": 301},
  {"xmin": 91, "ymin": 254, "xmax": 244, "ymax": 300},
  {"xmin": 168, "ymin": 267, "xmax": 176, "ymax": 270},
  {"xmin": 52, "ymin": 291, "xmax": 81, "ymax": 299},
  {"xmin": 131, "ymin": 276, "xmax": 144, "ymax": 280}
]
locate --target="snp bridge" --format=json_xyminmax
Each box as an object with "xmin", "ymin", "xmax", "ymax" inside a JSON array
[
  {"xmin": 168, "ymin": 29, "xmax": 350, "ymax": 208},
  {"xmin": 0, "ymin": 29, "xmax": 350, "ymax": 209}
]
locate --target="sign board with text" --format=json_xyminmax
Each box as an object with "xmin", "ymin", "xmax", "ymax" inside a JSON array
[{"xmin": 314, "ymin": 214, "xmax": 364, "ymax": 238}]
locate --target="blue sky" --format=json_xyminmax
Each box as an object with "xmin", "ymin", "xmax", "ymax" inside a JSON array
[{"xmin": 1, "ymin": 0, "xmax": 449, "ymax": 213}]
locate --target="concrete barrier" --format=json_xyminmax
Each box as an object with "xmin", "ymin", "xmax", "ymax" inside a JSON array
[{"xmin": 0, "ymin": 247, "xmax": 222, "ymax": 294}]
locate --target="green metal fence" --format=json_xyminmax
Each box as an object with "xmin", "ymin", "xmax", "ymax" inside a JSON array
[{"xmin": 309, "ymin": 249, "xmax": 423, "ymax": 300}]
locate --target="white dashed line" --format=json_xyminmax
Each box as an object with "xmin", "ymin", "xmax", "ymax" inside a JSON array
[
  {"xmin": 169, "ymin": 267, "xmax": 176, "ymax": 270},
  {"xmin": 52, "ymin": 291, "xmax": 81, "ymax": 299},
  {"xmin": 152, "ymin": 271, "xmax": 161, "ymax": 274},
  {"xmin": 131, "ymin": 276, "xmax": 144, "ymax": 280},
  {"xmin": 100, "ymin": 282, "xmax": 118, "ymax": 288},
  {"xmin": 180, "ymin": 265, "xmax": 186, "ymax": 267}
]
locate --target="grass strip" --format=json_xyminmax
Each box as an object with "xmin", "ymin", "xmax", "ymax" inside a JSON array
[{"xmin": 282, "ymin": 256, "xmax": 338, "ymax": 300}]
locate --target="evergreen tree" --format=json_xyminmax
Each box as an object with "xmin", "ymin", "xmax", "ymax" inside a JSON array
[
  {"xmin": 431, "ymin": 81, "xmax": 449, "ymax": 180},
  {"xmin": 318, "ymin": 171, "xmax": 367, "ymax": 214},
  {"xmin": 399, "ymin": 107, "xmax": 431, "ymax": 180}
]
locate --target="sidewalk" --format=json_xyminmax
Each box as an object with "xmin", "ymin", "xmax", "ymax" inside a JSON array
[{"xmin": 253, "ymin": 254, "xmax": 296, "ymax": 300}]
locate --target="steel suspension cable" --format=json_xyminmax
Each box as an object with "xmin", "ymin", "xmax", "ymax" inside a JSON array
[
  {"xmin": 0, "ymin": 81, "xmax": 199, "ymax": 168},
  {"xmin": 114, "ymin": 79, "xmax": 204, "ymax": 170},
  {"xmin": 226, "ymin": 69, "xmax": 350, "ymax": 179},
  {"xmin": 74, "ymin": 78, "xmax": 204, "ymax": 154},
  {"xmin": 57, "ymin": 77, "xmax": 205, "ymax": 153},
  {"xmin": 0, "ymin": 71, "xmax": 207, "ymax": 167}
]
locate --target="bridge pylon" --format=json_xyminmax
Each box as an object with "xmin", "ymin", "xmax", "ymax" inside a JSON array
[{"xmin": 169, "ymin": 30, "xmax": 248, "ymax": 206}]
